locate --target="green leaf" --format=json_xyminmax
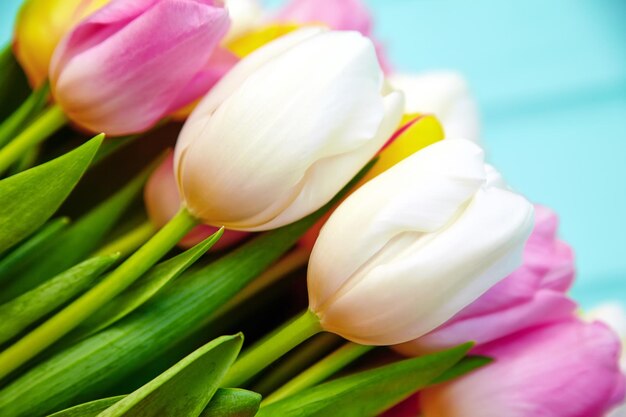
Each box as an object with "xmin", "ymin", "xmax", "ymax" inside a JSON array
[
  {"xmin": 69, "ymin": 229, "xmax": 224, "ymax": 341},
  {"xmin": 0, "ymin": 135, "xmax": 103, "ymax": 254},
  {"xmin": 256, "ymin": 343, "xmax": 473, "ymax": 417},
  {"xmin": 0, "ymin": 254, "xmax": 119, "ymax": 345},
  {"xmin": 47, "ymin": 396, "xmax": 124, "ymax": 417},
  {"xmin": 0, "ymin": 157, "xmax": 152, "ymax": 302},
  {"xmin": 431, "ymin": 355, "xmax": 492, "ymax": 384},
  {"xmin": 98, "ymin": 334, "xmax": 243, "ymax": 417},
  {"xmin": 0, "ymin": 46, "xmax": 30, "ymax": 122},
  {"xmin": 46, "ymin": 389, "xmax": 259, "ymax": 417},
  {"xmin": 0, "ymin": 217, "xmax": 69, "ymax": 286},
  {"xmin": 199, "ymin": 388, "xmax": 261, "ymax": 417},
  {"xmin": 0, "ymin": 160, "xmax": 374, "ymax": 417}
]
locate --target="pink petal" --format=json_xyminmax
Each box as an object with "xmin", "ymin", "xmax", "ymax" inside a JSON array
[{"xmin": 51, "ymin": 0, "xmax": 230, "ymax": 135}]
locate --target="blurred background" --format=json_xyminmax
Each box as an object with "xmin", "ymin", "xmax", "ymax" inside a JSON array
[{"xmin": 1, "ymin": 0, "xmax": 625, "ymax": 307}]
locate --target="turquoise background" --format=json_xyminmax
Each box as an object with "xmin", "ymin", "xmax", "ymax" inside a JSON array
[{"xmin": 1, "ymin": 0, "xmax": 625, "ymax": 307}]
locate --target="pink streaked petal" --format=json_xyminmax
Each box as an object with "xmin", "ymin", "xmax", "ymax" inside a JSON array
[
  {"xmin": 422, "ymin": 320, "xmax": 625, "ymax": 417},
  {"xmin": 168, "ymin": 47, "xmax": 239, "ymax": 114},
  {"xmin": 52, "ymin": 0, "xmax": 230, "ymax": 134}
]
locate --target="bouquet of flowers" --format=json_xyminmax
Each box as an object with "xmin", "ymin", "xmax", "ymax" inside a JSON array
[{"xmin": 0, "ymin": 0, "xmax": 624, "ymax": 416}]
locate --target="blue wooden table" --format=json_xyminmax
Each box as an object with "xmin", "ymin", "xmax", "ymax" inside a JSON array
[{"xmin": 1, "ymin": 0, "xmax": 625, "ymax": 306}]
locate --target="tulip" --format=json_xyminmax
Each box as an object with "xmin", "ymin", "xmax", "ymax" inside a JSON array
[
  {"xmin": 388, "ymin": 71, "xmax": 480, "ymax": 142},
  {"xmin": 49, "ymin": 0, "xmax": 231, "ymax": 135},
  {"xmin": 13, "ymin": 0, "xmax": 110, "ymax": 88},
  {"xmin": 175, "ymin": 28, "xmax": 404, "ymax": 231},
  {"xmin": 144, "ymin": 153, "xmax": 248, "ymax": 249},
  {"xmin": 307, "ymin": 139, "xmax": 534, "ymax": 345},
  {"xmin": 421, "ymin": 319, "xmax": 626, "ymax": 417},
  {"xmin": 395, "ymin": 205, "xmax": 577, "ymax": 354}
]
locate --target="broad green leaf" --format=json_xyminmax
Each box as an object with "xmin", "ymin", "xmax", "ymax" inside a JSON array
[
  {"xmin": 256, "ymin": 343, "xmax": 473, "ymax": 417},
  {"xmin": 47, "ymin": 389, "xmax": 259, "ymax": 417},
  {"xmin": 0, "ymin": 46, "xmax": 30, "ymax": 122},
  {"xmin": 200, "ymin": 388, "xmax": 261, "ymax": 417},
  {"xmin": 98, "ymin": 334, "xmax": 243, "ymax": 417},
  {"xmin": 0, "ymin": 160, "xmax": 374, "ymax": 417},
  {"xmin": 0, "ymin": 158, "xmax": 152, "ymax": 301},
  {"xmin": 0, "ymin": 217, "xmax": 69, "ymax": 285},
  {"xmin": 47, "ymin": 396, "xmax": 123, "ymax": 417},
  {"xmin": 69, "ymin": 229, "xmax": 224, "ymax": 341},
  {"xmin": 0, "ymin": 254, "xmax": 119, "ymax": 345},
  {"xmin": 0, "ymin": 135, "xmax": 103, "ymax": 254},
  {"xmin": 431, "ymin": 355, "xmax": 492, "ymax": 384}
]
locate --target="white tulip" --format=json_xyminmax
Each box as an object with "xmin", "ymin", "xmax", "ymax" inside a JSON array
[
  {"xmin": 307, "ymin": 139, "xmax": 534, "ymax": 345},
  {"xmin": 175, "ymin": 28, "xmax": 404, "ymax": 231},
  {"xmin": 388, "ymin": 71, "xmax": 481, "ymax": 143}
]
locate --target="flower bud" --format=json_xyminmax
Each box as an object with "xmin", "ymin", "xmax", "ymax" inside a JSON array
[
  {"xmin": 307, "ymin": 139, "xmax": 534, "ymax": 345},
  {"xmin": 175, "ymin": 28, "xmax": 404, "ymax": 231},
  {"xmin": 421, "ymin": 319, "xmax": 626, "ymax": 417},
  {"xmin": 395, "ymin": 205, "xmax": 577, "ymax": 354},
  {"xmin": 144, "ymin": 153, "xmax": 248, "ymax": 249},
  {"xmin": 13, "ymin": 0, "xmax": 110, "ymax": 88},
  {"xmin": 388, "ymin": 71, "xmax": 480, "ymax": 142},
  {"xmin": 50, "ymin": 0, "xmax": 231, "ymax": 135}
]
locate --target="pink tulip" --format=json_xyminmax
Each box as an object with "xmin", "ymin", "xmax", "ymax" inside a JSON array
[
  {"xmin": 395, "ymin": 205, "xmax": 576, "ymax": 355},
  {"xmin": 50, "ymin": 0, "xmax": 230, "ymax": 135},
  {"xmin": 274, "ymin": 0, "xmax": 391, "ymax": 72},
  {"xmin": 421, "ymin": 319, "xmax": 626, "ymax": 417},
  {"xmin": 144, "ymin": 153, "xmax": 248, "ymax": 249}
]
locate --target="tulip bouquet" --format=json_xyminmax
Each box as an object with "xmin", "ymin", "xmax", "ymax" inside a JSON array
[{"xmin": 0, "ymin": 0, "xmax": 623, "ymax": 416}]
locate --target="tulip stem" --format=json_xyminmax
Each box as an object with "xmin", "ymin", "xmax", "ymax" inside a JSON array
[
  {"xmin": 94, "ymin": 221, "xmax": 157, "ymax": 258},
  {"xmin": 222, "ymin": 309, "xmax": 323, "ymax": 388},
  {"xmin": 252, "ymin": 333, "xmax": 341, "ymax": 395},
  {"xmin": 0, "ymin": 104, "xmax": 67, "ymax": 175},
  {"xmin": 263, "ymin": 342, "xmax": 374, "ymax": 405},
  {"xmin": 0, "ymin": 207, "xmax": 199, "ymax": 380}
]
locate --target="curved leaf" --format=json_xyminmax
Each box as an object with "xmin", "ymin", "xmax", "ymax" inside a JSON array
[
  {"xmin": 0, "ymin": 217, "xmax": 69, "ymax": 286},
  {"xmin": 0, "ymin": 254, "xmax": 119, "ymax": 344},
  {"xmin": 0, "ymin": 135, "xmax": 103, "ymax": 254},
  {"xmin": 47, "ymin": 388, "xmax": 259, "ymax": 417},
  {"xmin": 256, "ymin": 343, "xmax": 473, "ymax": 417},
  {"xmin": 200, "ymin": 388, "xmax": 261, "ymax": 417},
  {"xmin": 98, "ymin": 334, "xmax": 243, "ymax": 417}
]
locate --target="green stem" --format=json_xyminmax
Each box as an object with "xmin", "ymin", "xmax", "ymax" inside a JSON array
[
  {"xmin": 0, "ymin": 207, "xmax": 198, "ymax": 379},
  {"xmin": 222, "ymin": 310, "xmax": 323, "ymax": 388},
  {"xmin": 263, "ymin": 342, "xmax": 374, "ymax": 405},
  {"xmin": 0, "ymin": 104, "xmax": 67, "ymax": 175},
  {"xmin": 0, "ymin": 83, "xmax": 50, "ymax": 149},
  {"xmin": 253, "ymin": 333, "xmax": 340, "ymax": 395},
  {"xmin": 95, "ymin": 221, "xmax": 157, "ymax": 258}
]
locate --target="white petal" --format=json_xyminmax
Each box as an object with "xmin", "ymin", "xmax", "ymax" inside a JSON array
[
  {"xmin": 308, "ymin": 139, "xmax": 488, "ymax": 313},
  {"xmin": 318, "ymin": 186, "xmax": 534, "ymax": 345},
  {"xmin": 388, "ymin": 71, "xmax": 481, "ymax": 142},
  {"xmin": 178, "ymin": 30, "xmax": 394, "ymax": 230}
]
